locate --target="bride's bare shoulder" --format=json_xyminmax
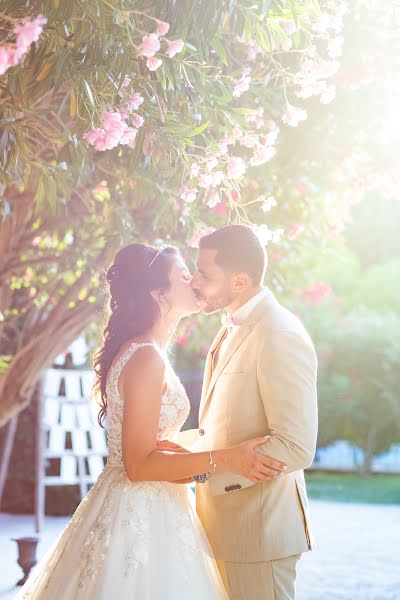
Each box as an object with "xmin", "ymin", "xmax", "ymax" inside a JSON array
[{"xmin": 116, "ymin": 340, "xmax": 164, "ymax": 390}]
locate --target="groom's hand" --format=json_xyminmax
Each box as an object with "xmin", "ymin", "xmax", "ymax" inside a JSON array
[
  {"xmin": 156, "ymin": 439, "xmax": 191, "ymax": 453},
  {"xmin": 229, "ymin": 437, "xmax": 287, "ymax": 483}
]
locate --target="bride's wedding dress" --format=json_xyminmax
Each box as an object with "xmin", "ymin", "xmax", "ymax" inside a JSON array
[{"xmin": 17, "ymin": 342, "xmax": 228, "ymax": 599}]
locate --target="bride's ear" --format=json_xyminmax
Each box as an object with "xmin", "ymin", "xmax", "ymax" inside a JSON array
[{"xmin": 150, "ymin": 289, "xmax": 167, "ymax": 307}]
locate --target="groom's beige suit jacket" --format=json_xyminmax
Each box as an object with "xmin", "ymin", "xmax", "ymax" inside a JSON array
[{"xmin": 191, "ymin": 288, "xmax": 318, "ymax": 563}]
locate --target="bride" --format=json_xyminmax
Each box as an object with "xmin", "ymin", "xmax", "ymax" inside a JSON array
[{"xmin": 17, "ymin": 243, "xmax": 278, "ymax": 599}]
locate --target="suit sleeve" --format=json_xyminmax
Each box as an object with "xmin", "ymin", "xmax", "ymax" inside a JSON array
[
  {"xmin": 255, "ymin": 330, "xmax": 318, "ymax": 473},
  {"xmin": 207, "ymin": 329, "xmax": 318, "ymax": 496}
]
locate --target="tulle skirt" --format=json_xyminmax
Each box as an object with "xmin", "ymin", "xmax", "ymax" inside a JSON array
[{"xmin": 16, "ymin": 464, "xmax": 228, "ymax": 599}]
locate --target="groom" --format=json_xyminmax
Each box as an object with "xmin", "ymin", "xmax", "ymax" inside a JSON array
[{"xmin": 190, "ymin": 225, "xmax": 318, "ymax": 600}]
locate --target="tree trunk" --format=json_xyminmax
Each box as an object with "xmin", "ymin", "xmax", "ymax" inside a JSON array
[
  {"xmin": 361, "ymin": 428, "xmax": 376, "ymax": 476},
  {"xmin": 0, "ymin": 299, "xmax": 99, "ymax": 426}
]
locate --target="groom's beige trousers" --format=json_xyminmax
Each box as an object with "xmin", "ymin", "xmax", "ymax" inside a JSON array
[{"xmin": 217, "ymin": 555, "xmax": 301, "ymax": 600}]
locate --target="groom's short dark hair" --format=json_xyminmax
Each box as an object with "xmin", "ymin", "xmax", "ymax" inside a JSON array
[{"xmin": 199, "ymin": 225, "xmax": 266, "ymax": 284}]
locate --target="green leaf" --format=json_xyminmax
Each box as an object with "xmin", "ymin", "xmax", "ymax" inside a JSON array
[
  {"xmin": 83, "ymin": 79, "xmax": 95, "ymax": 107},
  {"xmin": 260, "ymin": 0, "xmax": 272, "ymax": 20},
  {"xmin": 288, "ymin": 0, "xmax": 299, "ymax": 27},
  {"xmin": 186, "ymin": 121, "xmax": 210, "ymax": 137},
  {"xmin": 34, "ymin": 176, "xmax": 46, "ymax": 205},
  {"xmin": 211, "ymin": 37, "xmax": 228, "ymax": 66}
]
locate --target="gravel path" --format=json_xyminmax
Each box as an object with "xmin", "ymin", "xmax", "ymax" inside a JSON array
[
  {"xmin": 1, "ymin": 500, "xmax": 399, "ymax": 600},
  {"xmin": 297, "ymin": 501, "xmax": 400, "ymax": 600}
]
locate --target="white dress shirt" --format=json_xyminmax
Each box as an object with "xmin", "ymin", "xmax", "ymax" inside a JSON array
[{"xmin": 217, "ymin": 288, "xmax": 269, "ymax": 360}]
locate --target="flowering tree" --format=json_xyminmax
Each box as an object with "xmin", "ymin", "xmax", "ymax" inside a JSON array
[{"xmin": 0, "ymin": 0, "xmax": 346, "ymax": 424}]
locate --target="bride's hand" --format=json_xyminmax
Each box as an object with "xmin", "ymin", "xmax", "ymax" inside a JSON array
[
  {"xmin": 156, "ymin": 439, "xmax": 190, "ymax": 453},
  {"xmin": 226, "ymin": 437, "xmax": 287, "ymax": 483}
]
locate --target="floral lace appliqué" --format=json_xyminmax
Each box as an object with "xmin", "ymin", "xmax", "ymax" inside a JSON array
[{"xmin": 76, "ymin": 342, "xmax": 191, "ymax": 589}]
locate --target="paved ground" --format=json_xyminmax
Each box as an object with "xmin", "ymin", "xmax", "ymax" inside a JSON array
[
  {"xmin": 1, "ymin": 500, "xmax": 399, "ymax": 600},
  {"xmin": 296, "ymin": 501, "xmax": 400, "ymax": 600}
]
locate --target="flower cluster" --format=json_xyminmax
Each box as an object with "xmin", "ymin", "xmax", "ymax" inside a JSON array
[
  {"xmin": 0, "ymin": 14, "xmax": 47, "ymax": 76},
  {"xmin": 83, "ymin": 87, "xmax": 144, "ymax": 152},
  {"xmin": 299, "ymin": 282, "xmax": 332, "ymax": 306},
  {"xmin": 137, "ymin": 20, "xmax": 184, "ymax": 71},
  {"xmin": 180, "ymin": 113, "xmax": 280, "ymax": 208}
]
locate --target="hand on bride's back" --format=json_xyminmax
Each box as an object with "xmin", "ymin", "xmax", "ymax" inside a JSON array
[{"xmin": 228, "ymin": 437, "xmax": 287, "ymax": 483}]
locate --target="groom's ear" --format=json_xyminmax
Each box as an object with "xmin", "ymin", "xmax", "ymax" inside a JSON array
[{"xmin": 232, "ymin": 272, "xmax": 252, "ymax": 293}]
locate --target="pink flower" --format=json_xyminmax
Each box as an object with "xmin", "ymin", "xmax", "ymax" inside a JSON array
[
  {"xmin": 240, "ymin": 134, "xmax": 259, "ymax": 149},
  {"xmin": 207, "ymin": 191, "xmax": 219, "ymax": 208},
  {"xmin": 146, "ymin": 56, "xmax": 162, "ymax": 71},
  {"xmin": 138, "ymin": 33, "xmax": 160, "ymax": 57},
  {"xmin": 220, "ymin": 132, "xmax": 234, "ymax": 146},
  {"xmin": 131, "ymin": 113, "xmax": 144, "ymax": 128},
  {"xmin": 14, "ymin": 14, "xmax": 47, "ymax": 53},
  {"xmin": 210, "ymin": 171, "xmax": 224, "ymax": 186},
  {"xmin": 281, "ymin": 19, "xmax": 297, "ymax": 35},
  {"xmin": 214, "ymin": 203, "xmax": 228, "ymax": 216},
  {"xmin": 0, "ymin": 15, "xmax": 47, "ymax": 75},
  {"xmin": 247, "ymin": 39, "xmax": 261, "ymax": 62},
  {"xmin": 233, "ymin": 75, "xmax": 251, "ymax": 98},
  {"xmin": 302, "ymin": 283, "xmax": 332, "ymax": 306},
  {"xmin": 83, "ymin": 128, "xmax": 103, "ymax": 146},
  {"xmin": 166, "ymin": 39, "xmax": 184, "ymax": 58},
  {"xmin": 156, "ymin": 20, "xmax": 170, "ymax": 36},
  {"xmin": 0, "ymin": 46, "xmax": 13, "ymax": 75},
  {"xmin": 129, "ymin": 92, "xmax": 144, "ymax": 110},
  {"xmin": 250, "ymin": 145, "xmax": 276, "ymax": 166},
  {"xmin": 296, "ymin": 180, "xmax": 309, "ymax": 196},
  {"xmin": 261, "ymin": 127, "xmax": 280, "ymax": 147},
  {"xmin": 121, "ymin": 76, "xmax": 131, "ymax": 88},
  {"xmin": 282, "ymin": 104, "xmax": 307, "ymax": 127},
  {"xmin": 119, "ymin": 127, "xmax": 138, "ymax": 148},
  {"xmin": 180, "ymin": 186, "xmax": 198, "ymax": 203},
  {"xmin": 206, "ymin": 157, "xmax": 219, "ymax": 171},
  {"xmin": 227, "ymin": 156, "xmax": 246, "ymax": 179},
  {"xmin": 83, "ymin": 110, "xmax": 128, "ymax": 151},
  {"xmin": 93, "ymin": 180, "xmax": 109, "ymax": 194},
  {"xmin": 190, "ymin": 163, "xmax": 200, "ymax": 178},
  {"xmin": 317, "ymin": 59, "xmax": 340, "ymax": 79},
  {"xmin": 320, "ymin": 84, "xmax": 336, "ymax": 105},
  {"xmin": 198, "ymin": 173, "xmax": 214, "ymax": 189},
  {"xmin": 102, "ymin": 111, "xmax": 125, "ymax": 131},
  {"xmin": 286, "ymin": 222, "xmax": 304, "ymax": 240},
  {"xmin": 218, "ymin": 141, "xmax": 229, "ymax": 155},
  {"xmin": 328, "ymin": 36, "xmax": 344, "ymax": 58}
]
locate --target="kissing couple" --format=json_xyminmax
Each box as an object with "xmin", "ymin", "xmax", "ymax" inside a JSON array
[{"xmin": 17, "ymin": 225, "xmax": 318, "ymax": 600}]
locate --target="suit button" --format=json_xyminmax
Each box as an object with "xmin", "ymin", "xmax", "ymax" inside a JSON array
[{"xmin": 199, "ymin": 428, "xmax": 205, "ymax": 436}]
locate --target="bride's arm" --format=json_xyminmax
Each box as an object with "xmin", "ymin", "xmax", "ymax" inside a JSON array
[{"xmin": 120, "ymin": 346, "xmax": 275, "ymax": 483}]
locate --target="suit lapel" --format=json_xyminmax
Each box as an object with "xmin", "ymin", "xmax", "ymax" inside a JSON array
[
  {"xmin": 200, "ymin": 324, "xmax": 253, "ymax": 421},
  {"xmin": 199, "ymin": 291, "xmax": 277, "ymax": 422},
  {"xmin": 199, "ymin": 326, "xmax": 228, "ymax": 416}
]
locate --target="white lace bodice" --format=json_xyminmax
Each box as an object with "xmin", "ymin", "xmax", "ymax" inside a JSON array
[{"xmin": 105, "ymin": 342, "xmax": 190, "ymax": 466}]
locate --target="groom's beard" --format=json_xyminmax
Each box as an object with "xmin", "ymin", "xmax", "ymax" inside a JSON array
[{"xmin": 199, "ymin": 291, "xmax": 234, "ymax": 314}]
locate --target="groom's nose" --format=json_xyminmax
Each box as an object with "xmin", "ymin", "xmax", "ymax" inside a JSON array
[{"xmin": 190, "ymin": 272, "xmax": 199, "ymax": 288}]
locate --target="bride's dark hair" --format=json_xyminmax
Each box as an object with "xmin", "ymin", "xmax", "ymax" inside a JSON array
[{"xmin": 93, "ymin": 243, "xmax": 178, "ymax": 426}]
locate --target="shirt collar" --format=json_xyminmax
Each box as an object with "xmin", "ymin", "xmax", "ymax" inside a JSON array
[{"xmin": 224, "ymin": 288, "xmax": 269, "ymax": 327}]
